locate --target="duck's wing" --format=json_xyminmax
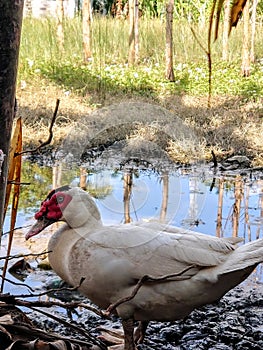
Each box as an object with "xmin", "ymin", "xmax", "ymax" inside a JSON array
[
  {"xmin": 88, "ymin": 223, "xmax": 241, "ymax": 279},
  {"xmin": 131, "ymin": 220, "xmax": 243, "ymax": 264},
  {"xmin": 136, "ymin": 221, "xmax": 243, "ymax": 245}
]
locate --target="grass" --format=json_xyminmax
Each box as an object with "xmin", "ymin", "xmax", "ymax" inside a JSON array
[
  {"xmin": 17, "ymin": 16, "xmax": 263, "ymax": 165},
  {"xmin": 19, "ymin": 16, "xmax": 263, "ymax": 99}
]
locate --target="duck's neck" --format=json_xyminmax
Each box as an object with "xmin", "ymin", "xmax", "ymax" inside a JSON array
[
  {"xmin": 70, "ymin": 216, "xmax": 103, "ymax": 232},
  {"xmin": 48, "ymin": 217, "xmax": 103, "ymax": 285},
  {"xmin": 67, "ymin": 216, "xmax": 102, "ymax": 233},
  {"xmin": 63, "ymin": 196, "xmax": 103, "ymax": 231}
]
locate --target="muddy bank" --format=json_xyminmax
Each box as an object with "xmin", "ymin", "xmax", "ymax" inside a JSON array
[
  {"xmin": 17, "ymin": 87, "xmax": 263, "ymax": 166},
  {"xmin": 26, "ymin": 276, "xmax": 262, "ymax": 349}
]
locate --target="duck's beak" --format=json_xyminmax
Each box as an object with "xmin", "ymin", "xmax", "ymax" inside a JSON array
[{"xmin": 25, "ymin": 217, "xmax": 55, "ymax": 240}]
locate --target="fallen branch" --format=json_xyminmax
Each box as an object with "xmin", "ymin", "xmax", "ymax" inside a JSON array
[
  {"xmin": 0, "ymin": 292, "xmax": 108, "ymax": 349},
  {"xmin": 0, "ymin": 305, "xmax": 107, "ymax": 349},
  {"xmin": 105, "ymin": 265, "xmax": 196, "ymax": 315},
  {"xmin": 29, "ymin": 306, "xmax": 107, "ymax": 349},
  {"xmin": 0, "ymin": 279, "xmax": 106, "ymax": 347},
  {"xmin": 0, "ymin": 294, "xmax": 107, "ymax": 319},
  {"xmin": 0, "ymin": 277, "xmax": 106, "ymax": 319}
]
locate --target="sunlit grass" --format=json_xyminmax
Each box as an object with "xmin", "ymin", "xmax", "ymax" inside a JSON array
[{"xmin": 19, "ymin": 16, "xmax": 263, "ymax": 100}]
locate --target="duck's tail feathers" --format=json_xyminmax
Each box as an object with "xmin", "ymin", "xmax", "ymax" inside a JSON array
[{"xmin": 220, "ymin": 238, "xmax": 263, "ymax": 275}]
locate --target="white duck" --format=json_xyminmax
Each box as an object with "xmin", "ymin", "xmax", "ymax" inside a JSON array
[{"xmin": 26, "ymin": 185, "xmax": 263, "ymax": 350}]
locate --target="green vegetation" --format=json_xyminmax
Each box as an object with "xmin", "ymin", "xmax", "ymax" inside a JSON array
[
  {"xmin": 17, "ymin": 16, "xmax": 263, "ymax": 166},
  {"xmin": 19, "ymin": 16, "xmax": 263, "ymax": 101}
]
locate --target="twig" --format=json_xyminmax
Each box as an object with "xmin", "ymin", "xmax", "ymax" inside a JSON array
[
  {"xmin": 211, "ymin": 150, "xmax": 218, "ymax": 168},
  {"xmin": 4, "ymin": 321, "xmax": 98, "ymax": 348},
  {"xmin": 28, "ymin": 306, "xmax": 107, "ymax": 349},
  {"xmin": 190, "ymin": 27, "xmax": 208, "ymax": 54},
  {"xmin": 190, "ymin": 25, "xmax": 212, "ymax": 108},
  {"xmin": 209, "ymin": 177, "xmax": 216, "ymax": 192},
  {"xmin": 11, "ymin": 277, "xmax": 86, "ymax": 299},
  {"xmin": 16, "ymin": 99, "xmax": 60, "ymax": 156},
  {"xmin": 0, "ymin": 250, "xmax": 51, "ymax": 260},
  {"xmin": 105, "ymin": 265, "xmax": 196, "ymax": 315},
  {"xmin": 0, "ymin": 277, "xmax": 85, "ymax": 302},
  {"xmin": 0, "ymin": 295, "xmax": 106, "ymax": 319},
  {"xmin": 7, "ymin": 181, "xmax": 30, "ymax": 185},
  {"xmin": 0, "ymin": 294, "xmax": 108, "ymax": 349},
  {"xmin": 0, "ymin": 276, "xmax": 35, "ymax": 292}
]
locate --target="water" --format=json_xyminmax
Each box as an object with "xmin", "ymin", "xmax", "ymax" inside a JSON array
[{"xmin": 1, "ymin": 159, "xmax": 263, "ymax": 293}]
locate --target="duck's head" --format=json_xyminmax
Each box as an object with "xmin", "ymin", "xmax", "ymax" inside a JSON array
[{"xmin": 26, "ymin": 186, "xmax": 101, "ymax": 240}]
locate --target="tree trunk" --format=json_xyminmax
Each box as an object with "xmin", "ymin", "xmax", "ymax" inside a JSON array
[
  {"xmin": 134, "ymin": 0, "xmax": 139, "ymax": 63},
  {"xmin": 116, "ymin": 0, "xmax": 123, "ymax": 18},
  {"xmin": 0, "ymin": 0, "xmax": 24, "ymax": 240},
  {"xmin": 165, "ymin": 0, "xmax": 175, "ymax": 82},
  {"xmin": 24, "ymin": 0, "xmax": 32, "ymax": 16},
  {"xmin": 222, "ymin": 0, "xmax": 231, "ymax": 61},
  {"xmin": 123, "ymin": 172, "xmax": 133, "ymax": 224},
  {"xmin": 250, "ymin": 0, "xmax": 258, "ymax": 63},
  {"xmin": 160, "ymin": 172, "xmax": 169, "ymax": 223},
  {"xmin": 52, "ymin": 163, "xmax": 62, "ymax": 189},
  {"xmin": 79, "ymin": 167, "xmax": 87, "ymax": 190},
  {"xmin": 56, "ymin": 0, "xmax": 64, "ymax": 51},
  {"xmin": 244, "ymin": 183, "xmax": 251, "ymax": 241},
  {"xmin": 83, "ymin": 0, "xmax": 92, "ymax": 62},
  {"xmin": 128, "ymin": 0, "xmax": 135, "ymax": 65},
  {"xmin": 257, "ymin": 180, "xmax": 263, "ymax": 239},
  {"xmin": 216, "ymin": 178, "xmax": 224, "ymax": 237},
  {"xmin": 241, "ymin": 0, "xmax": 250, "ymax": 77},
  {"xmin": 232, "ymin": 176, "xmax": 243, "ymax": 237}
]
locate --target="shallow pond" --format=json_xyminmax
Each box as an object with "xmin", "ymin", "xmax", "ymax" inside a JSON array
[
  {"xmin": 1, "ymin": 158, "xmax": 263, "ymax": 349},
  {"xmin": 1, "ymin": 159, "xmax": 263, "ymax": 291}
]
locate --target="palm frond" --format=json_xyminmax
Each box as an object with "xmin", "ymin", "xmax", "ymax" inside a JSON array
[{"xmin": 212, "ymin": 0, "xmax": 248, "ymax": 41}]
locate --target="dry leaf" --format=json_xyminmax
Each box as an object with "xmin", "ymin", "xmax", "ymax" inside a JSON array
[
  {"xmin": 231, "ymin": 0, "xmax": 247, "ymax": 28},
  {"xmin": 5, "ymin": 338, "xmax": 86, "ymax": 350},
  {"xmin": 0, "ymin": 314, "xmax": 14, "ymax": 325}
]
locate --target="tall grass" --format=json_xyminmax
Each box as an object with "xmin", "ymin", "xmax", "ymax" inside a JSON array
[{"xmin": 19, "ymin": 16, "xmax": 263, "ymax": 99}]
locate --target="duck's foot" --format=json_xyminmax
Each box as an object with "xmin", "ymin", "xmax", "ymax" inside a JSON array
[
  {"xmin": 108, "ymin": 345, "xmax": 134, "ymax": 350},
  {"xmin": 122, "ymin": 319, "xmax": 137, "ymax": 350},
  {"xmin": 97, "ymin": 319, "xmax": 141, "ymax": 350},
  {"xmin": 97, "ymin": 326, "xmax": 124, "ymax": 346},
  {"xmin": 134, "ymin": 321, "xmax": 149, "ymax": 344}
]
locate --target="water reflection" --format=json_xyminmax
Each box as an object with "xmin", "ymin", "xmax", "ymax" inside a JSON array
[
  {"xmin": 4, "ymin": 160, "xmax": 262, "ymax": 243},
  {"xmin": 2, "ymin": 160, "xmax": 263, "ymax": 289}
]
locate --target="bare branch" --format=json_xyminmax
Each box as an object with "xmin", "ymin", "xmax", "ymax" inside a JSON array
[
  {"xmin": 189, "ymin": 25, "xmax": 212, "ymax": 108},
  {"xmin": 5, "ymin": 277, "xmax": 85, "ymax": 299},
  {"xmin": 0, "ymin": 250, "xmax": 51, "ymax": 260},
  {"xmin": 16, "ymin": 99, "xmax": 60, "ymax": 156},
  {"xmin": 105, "ymin": 265, "xmax": 196, "ymax": 315},
  {"xmin": 190, "ymin": 27, "xmax": 208, "ymax": 55},
  {"xmin": 28, "ymin": 306, "xmax": 107, "ymax": 349},
  {"xmin": 0, "ymin": 149, "xmax": 5, "ymax": 176},
  {"xmin": 2, "ymin": 224, "xmax": 32, "ymax": 237},
  {"xmin": 0, "ymin": 293, "xmax": 108, "ymax": 349},
  {"xmin": 211, "ymin": 150, "xmax": 218, "ymax": 168},
  {"xmin": 7, "ymin": 181, "xmax": 30, "ymax": 185},
  {"xmin": 0, "ymin": 295, "xmax": 106, "ymax": 319},
  {"xmin": 2, "ymin": 303, "xmax": 107, "ymax": 349},
  {"xmin": 0, "ymin": 275, "xmax": 35, "ymax": 292}
]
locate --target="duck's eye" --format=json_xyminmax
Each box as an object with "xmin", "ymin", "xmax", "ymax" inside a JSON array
[{"xmin": 57, "ymin": 195, "xmax": 64, "ymax": 204}]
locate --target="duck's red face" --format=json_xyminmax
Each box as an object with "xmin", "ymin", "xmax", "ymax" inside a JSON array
[{"xmin": 26, "ymin": 187, "xmax": 72, "ymax": 240}]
